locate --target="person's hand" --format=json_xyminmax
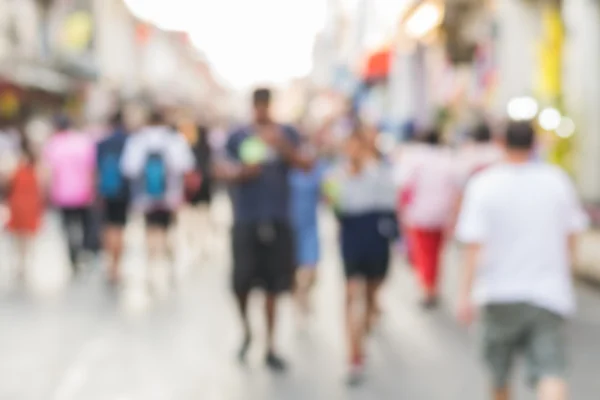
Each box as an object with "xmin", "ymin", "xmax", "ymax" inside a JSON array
[
  {"xmin": 457, "ymin": 295, "xmax": 475, "ymax": 326},
  {"xmin": 240, "ymin": 164, "xmax": 262, "ymax": 180},
  {"xmin": 258, "ymin": 125, "xmax": 287, "ymax": 152}
]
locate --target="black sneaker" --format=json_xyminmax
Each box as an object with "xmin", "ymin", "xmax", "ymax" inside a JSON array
[
  {"xmin": 238, "ymin": 335, "xmax": 251, "ymax": 363},
  {"xmin": 421, "ymin": 297, "xmax": 439, "ymax": 310},
  {"xmin": 265, "ymin": 352, "xmax": 288, "ymax": 373}
]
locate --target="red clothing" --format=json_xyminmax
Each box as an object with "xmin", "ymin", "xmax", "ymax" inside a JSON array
[
  {"xmin": 7, "ymin": 163, "xmax": 43, "ymax": 235},
  {"xmin": 408, "ymin": 228, "xmax": 444, "ymax": 294}
]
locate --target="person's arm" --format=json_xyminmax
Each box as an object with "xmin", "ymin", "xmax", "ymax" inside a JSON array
[
  {"xmin": 212, "ymin": 131, "xmax": 262, "ymax": 183},
  {"xmin": 458, "ymin": 243, "xmax": 482, "ymax": 324},
  {"xmin": 561, "ymin": 171, "xmax": 590, "ymax": 270},
  {"xmin": 261, "ymin": 125, "xmax": 313, "ymax": 171},
  {"xmin": 455, "ymin": 179, "xmax": 487, "ymax": 325}
]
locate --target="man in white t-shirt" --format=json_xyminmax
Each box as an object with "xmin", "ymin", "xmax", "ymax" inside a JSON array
[{"xmin": 456, "ymin": 122, "xmax": 588, "ymax": 400}]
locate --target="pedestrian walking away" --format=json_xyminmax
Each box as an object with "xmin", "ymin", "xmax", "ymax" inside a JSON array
[
  {"xmin": 5, "ymin": 133, "xmax": 43, "ymax": 282},
  {"xmin": 121, "ymin": 109, "xmax": 195, "ymax": 290},
  {"xmin": 456, "ymin": 121, "xmax": 589, "ymax": 400},
  {"xmin": 43, "ymin": 115, "xmax": 96, "ymax": 275},
  {"xmin": 96, "ymin": 110, "xmax": 131, "ymax": 286},
  {"xmin": 399, "ymin": 128, "xmax": 457, "ymax": 308}
]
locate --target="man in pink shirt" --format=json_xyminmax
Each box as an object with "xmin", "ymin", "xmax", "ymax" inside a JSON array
[{"xmin": 43, "ymin": 115, "xmax": 96, "ymax": 274}]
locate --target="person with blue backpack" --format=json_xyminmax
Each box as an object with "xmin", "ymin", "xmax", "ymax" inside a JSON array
[
  {"xmin": 96, "ymin": 110, "xmax": 130, "ymax": 285},
  {"xmin": 121, "ymin": 109, "xmax": 195, "ymax": 290}
]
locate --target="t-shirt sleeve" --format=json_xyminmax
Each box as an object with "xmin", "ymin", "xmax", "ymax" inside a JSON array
[
  {"xmin": 559, "ymin": 171, "xmax": 589, "ymax": 233},
  {"xmin": 170, "ymin": 134, "xmax": 195, "ymax": 173},
  {"xmin": 224, "ymin": 131, "xmax": 241, "ymax": 162},
  {"xmin": 283, "ymin": 125, "xmax": 301, "ymax": 148},
  {"xmin": 455, "ymin": 179, "xmax": 488, "ymax": 243},
  {"xmin": 120, "ymin": 136, "xmax": 144, "ymax": 178}
]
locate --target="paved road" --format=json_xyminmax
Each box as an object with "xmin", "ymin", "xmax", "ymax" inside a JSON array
[{"xmin": 1, "ymin": 198, "xmax": 600, "ymax": 400}]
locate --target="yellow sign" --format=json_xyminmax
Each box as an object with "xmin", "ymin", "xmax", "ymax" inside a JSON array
[
  {"xmin": 61, "ymin": 11, "xmax": 93, "ymax": 51},
  {"xmin": 536, "ymin": 6, "xmax": 563, "ymax": 102},
  {"xmin": 0, "ymin": 91, "xmax": 19, "ymax": 118}
]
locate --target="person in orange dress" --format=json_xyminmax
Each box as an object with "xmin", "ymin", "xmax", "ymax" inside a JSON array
[{"xmin": 6, "ymin": 136, "xmax": 43, "ymax": 281}]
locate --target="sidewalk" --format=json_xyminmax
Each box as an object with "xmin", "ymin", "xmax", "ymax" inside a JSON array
[{"xmin": 576, "ymin": 230, "xmax": 600, "ymax": 284}]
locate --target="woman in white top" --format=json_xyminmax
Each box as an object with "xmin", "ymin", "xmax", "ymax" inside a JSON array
[{"xmin": 400, "ymin": 129, "xmax": 458, "ymax": 308}]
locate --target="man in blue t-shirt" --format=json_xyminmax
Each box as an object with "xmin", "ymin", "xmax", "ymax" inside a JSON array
[{"xmin": 215, "ymin": 88, "xmax": 311, "ymax": 372}]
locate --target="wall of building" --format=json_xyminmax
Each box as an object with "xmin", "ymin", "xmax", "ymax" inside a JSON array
[
  {"xmin": 563, "ymin": 0, "xmax": 600, "ymax": 202},
  {"xmin": 493, "ymin": 0, "xmax": 541, "ymax": 115}
]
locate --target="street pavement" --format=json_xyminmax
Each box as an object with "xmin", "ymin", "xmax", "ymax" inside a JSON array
[{"xmin": 1, "ymin": 195, "xmax": 600, "ymax": 400}]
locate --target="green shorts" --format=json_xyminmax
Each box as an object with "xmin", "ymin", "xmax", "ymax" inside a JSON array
[{"xmin": 481, "ymin": 303, "xmax": 567, "ymax": 389}]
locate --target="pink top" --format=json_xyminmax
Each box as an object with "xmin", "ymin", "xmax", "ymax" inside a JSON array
[
  {"xmin": 400, "ymin": 145, "xmax": 458, "ymax": 229},
  {"xmin": 44, "ymin": 131, "xmax": 96, "ymax": 208}
]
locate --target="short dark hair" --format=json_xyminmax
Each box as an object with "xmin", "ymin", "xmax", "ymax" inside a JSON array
[
  {"xmin": 472, "ymin": 123, "xmax": 491, "ymax": 143},
  {"xmin": 149, "ymin": 109, "xmax": 165, "ymax": 125},
  {"xmin": 506, "ymin": 121, "xmax": 535, "ymax": 150},
  {"xmin": 420, "ymin": 128, "xmax": 441, "ymax": 145},
  {"xmin": 110, "ymin": 110, "xmax": 124, "ymax": 128},
  {"xmin": 253, "ymin": 88, "xmax": 271, "ymax": 105},
  {"xmin": 54, "ymin": 114, "xmax": 71, "ymax": 131}
]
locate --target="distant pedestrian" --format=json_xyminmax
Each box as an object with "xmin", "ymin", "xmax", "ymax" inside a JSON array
[
  {"xmin": 325, "ymin": 132, "xmax": 396, "ymax": 385},
  {"xmin": 290, "ymin": 150, "xmax": 327, "ymax": 316},
  {"xmin": 6, "ymin": 133, "xmax": 43, "ymax": 282},
  {"xmin": 43, "ymin": 115, "xmax": 96, "ymax": 274},
  {"xmin": 456, "ymin": 122, "xmax": 588, "ymax": 400},
  {"xmin": 214, "ymin": 88, "xmax": 312, "ymax": 372},
  {"xmin": 96, "ymin": 111, "xmax": 130, "ymax": 285},
  {"xmin": 400, "ymin": 129, "xmax": 457, "ymax": 308},
  {"xmin": 121, "ymin": 110, "xmax": 195, "ymax": 289},
  {"xmin": 182, "ymin": 123, "xmax": 214, "ymax": 263}
]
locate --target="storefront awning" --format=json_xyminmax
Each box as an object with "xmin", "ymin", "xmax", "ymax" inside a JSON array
[{"xmin": 362, "ymin": 48, "xmax": 392, "ymax": 82}]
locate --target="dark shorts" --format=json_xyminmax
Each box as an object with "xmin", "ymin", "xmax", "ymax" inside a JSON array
[
  {"xmin": 482, "ymin": 303, "xmax": 567, "ymax": 389},
  {"xmin": 344, "ymin": 260, "xmax": 389, "ymax": 281},
  {"xmin": 103, "ymin": 199, "xmax": 129, "ymax": 227},
  {"xmin": 232, "ymin": 222, "xmax": 295, "ymax": 295},
  {"xmin": 145, "ymin": 209, "xmax": 174, "ymax": 229}
]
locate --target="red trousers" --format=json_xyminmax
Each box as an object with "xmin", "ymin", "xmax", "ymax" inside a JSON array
[{"xmin": 408, "ymin": 228, "xmax": 444, "ymax": 295}]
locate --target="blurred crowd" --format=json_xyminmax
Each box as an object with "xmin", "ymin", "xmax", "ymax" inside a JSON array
[{"xmin": 0, "ymin": 87, "xmax": 588, "ymax": 400}]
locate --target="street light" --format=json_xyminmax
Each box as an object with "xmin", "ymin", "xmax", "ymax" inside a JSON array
[
  {"xmin": 538, "ymin": 107, "xmax": 561, "ymax": 131},
  {"xmin": 506, "ymin": 97, "xmax": 538, "ymax": 121},
  {"xmin": 405, "ymin": 2, "xmax": 444, "ymax": 39}
]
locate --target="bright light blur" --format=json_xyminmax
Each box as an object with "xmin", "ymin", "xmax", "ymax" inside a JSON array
[
  {"xmin": 405, "ymin": 2, "xmax": 444, "ymax": 39},
  {"xmin": 506, "ymin": 96, "xmax": 539, "ymax": 121},
  {"xmin": 538, "ymin": 107, "xmax": 562, "ymax": 131},
  {"xmin": 556, "ymin": 117, "xmax": 576, "ymax": 138},
  {"xmin": 124, "ymin": 0, "xmax": 327, "ymax": 89}
]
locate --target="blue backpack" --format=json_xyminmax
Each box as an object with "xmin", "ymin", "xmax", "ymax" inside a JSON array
[
  {"xmin": 144, "ymin": 152, "xmax": 167, "ymax": 199},
  {"xmin": 99, "ymin": 151, "xmax": 125, "ymax": 199}
]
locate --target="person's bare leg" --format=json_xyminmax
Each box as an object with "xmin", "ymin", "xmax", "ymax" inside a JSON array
[
  {"xmin": 493, "ymin": 387, "xmax": 510, "ymax": 400},
  {"xmin": 104, "ymin": 227, "xmax": 124, "ymax": 284},
  {"xmin": 236, "ymin": 291, "xmax": 252, "ymax": 362},
  {"xmin": 14, "ymin": 235, "xmax": 28, "ymax": 282},
  {"xmin": 366, "ymin": 279, "xmax": 383, "ymax": 334},
  {"xmin": 537, "ymin": 378, "xmax": 567, "ymax": 400},
  {"xmin": 295, "ymin": 267, "xmax": 316, "ymax": 315},
  {"xmin": 265, "ymin": 292, "xmax": 288, "ymax": 371},
  {"xmin": 346, "ymin": 283, "xmax": 362, "ymax": 363},
  {"xmin": 346, "ymin": 278, "xmax": 365, "ymax": 384},
  {"xmin": 266, "ymin": 293, "xmax": 278, "ymax": 353},
  {"xmin": 145, "ymin": 228, "xmax": 161, "ymax": 290}
]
